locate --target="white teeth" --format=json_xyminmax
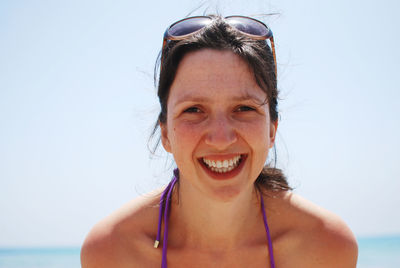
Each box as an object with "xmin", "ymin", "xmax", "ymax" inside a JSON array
[
  {"xmin": 202, "ymin": 155, "xmax": 242, "ymax": 173},
  {"xmin": 223, "ymin": 160, "xmax": 229, "ymax": 168}
]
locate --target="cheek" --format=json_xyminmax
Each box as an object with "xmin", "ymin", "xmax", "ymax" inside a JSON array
[
  {"xmin": 238, "ymin": 121, "xmax": 271, "ymax": 164},
  {"xmin": 168, "ymin": 122, "xmax": 203, "ymax": 154},
  {"xmin": 238, "ymin": 120, "xmax": 271, "ymax": 145}
]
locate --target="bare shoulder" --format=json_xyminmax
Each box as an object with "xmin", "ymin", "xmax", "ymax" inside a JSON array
[
  {"xmin": 267, "ymin": 192, "xmax": 358, "ymax": 268},
  {"xmin": 80, "ymin": 189, "xmax": 163, "ymax": 268}
]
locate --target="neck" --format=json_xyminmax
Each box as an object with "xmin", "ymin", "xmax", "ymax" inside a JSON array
[{"xmin": 168, "ymin": 178, "xmax": 264, "ymax": 251}]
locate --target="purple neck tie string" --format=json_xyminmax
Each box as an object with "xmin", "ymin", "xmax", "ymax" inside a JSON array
[{"xmin": 260, "ymin": 192, "xmax": 276, "ymax": 268}]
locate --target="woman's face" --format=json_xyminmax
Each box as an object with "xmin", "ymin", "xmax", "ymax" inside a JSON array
[{"xmin": 161, "ymin": 49, "xmax": 277, "ymax": 200}]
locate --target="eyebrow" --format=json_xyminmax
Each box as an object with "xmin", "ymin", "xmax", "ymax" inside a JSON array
[
  {"xmin": 231, "ymin": 94, "xmax": 267, "ymax": 104},
  {"xmin": 173, "ymin": 91, "xmax": 266, "ymax": 105},
  {"xmin": 174, "ymin": 95, "xmax": 210, "ymax": 105}
]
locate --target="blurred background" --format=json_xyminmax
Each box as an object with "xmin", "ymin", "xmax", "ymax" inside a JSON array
[{"xmin": 1, "ymin": 0, "xmax": 399, "ymax": 267}]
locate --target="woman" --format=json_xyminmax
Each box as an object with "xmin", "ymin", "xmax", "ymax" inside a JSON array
[{"xmin": 81, "ymin": 15, "xmax": 358, "ymax": 267}]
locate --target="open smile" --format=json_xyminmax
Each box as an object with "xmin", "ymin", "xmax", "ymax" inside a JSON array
[{"xmin": 198, "ymin": 154, "xmax": 247, "ymax": 180}]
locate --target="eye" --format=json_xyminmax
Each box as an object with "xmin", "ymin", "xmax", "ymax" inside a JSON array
[
  {"xmin": 236, "ymin": 105, "xmax": 256, "ymax": 112},
  {"xmin": 183, "ymin": 106, "xmax": 202, "ymax": 113}
]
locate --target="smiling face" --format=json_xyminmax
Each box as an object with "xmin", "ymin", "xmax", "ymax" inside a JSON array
[{"xmin": 160, "ymin": 49, "xmax": 277, "ymax": 200}]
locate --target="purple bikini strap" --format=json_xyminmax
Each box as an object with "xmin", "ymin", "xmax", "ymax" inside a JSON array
[
  {"xmin": 154, "ymin": 169, "xmax": 179, "ymax": 268},
  {"xmin": 154, "ymin": 177, "xmax": 176, "ymax": 248},
  {"xmin": 260, "ymin": 194, "xmax": 276, "ymax": 268}
]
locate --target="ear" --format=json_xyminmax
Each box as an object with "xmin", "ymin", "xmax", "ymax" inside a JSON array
[
  {"xmin": 269, "ymin": 120, "xmax": 278, "ymax": 148},
  {"xmin": 160, "ymin": 122, "xmax": 172, "ymax": 153}
]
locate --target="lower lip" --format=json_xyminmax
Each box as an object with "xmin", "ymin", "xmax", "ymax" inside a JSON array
[{"xmin": 199, "ymin": 155, "xmax": 247, "ymax": 180}]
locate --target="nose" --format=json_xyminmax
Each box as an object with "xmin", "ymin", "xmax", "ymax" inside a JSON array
[{"xmin": 205, "ymin": 114, "xmax": 237, "ymax": 150}]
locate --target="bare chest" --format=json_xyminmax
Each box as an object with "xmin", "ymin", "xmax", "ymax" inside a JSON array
[{"xmin": 155, "ymin": 245, "xmax": 272, "ymax": 268}]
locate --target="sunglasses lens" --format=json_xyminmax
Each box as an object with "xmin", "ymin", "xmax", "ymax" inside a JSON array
[
  {"xmin": 168, "ymin": 17, "xmax": 212, "ymax": 37},
  {"xmin": 226, "ymin": 17, "xmax": 270, "ymax": 37}
]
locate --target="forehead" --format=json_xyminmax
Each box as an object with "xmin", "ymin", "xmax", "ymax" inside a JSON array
[{"xmin": 168, "ymin": 49, "xmax": 267, "ymax": 105}]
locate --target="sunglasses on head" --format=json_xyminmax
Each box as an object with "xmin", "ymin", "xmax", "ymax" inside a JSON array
[{"xmin": 161, "ymin": 15, "xmax": 277, "ymax": 76}]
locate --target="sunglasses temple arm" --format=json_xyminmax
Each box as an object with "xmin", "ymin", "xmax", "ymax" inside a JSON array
[
  {"xmin": 160, "ymin": 37, "xmax": 168, "ymax": 73},
  {"xmin": 270, "ymin": 36, "xmax": 277, "ymax": 77}
]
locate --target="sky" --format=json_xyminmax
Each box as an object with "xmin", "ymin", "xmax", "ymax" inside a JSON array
[{"xmin": 0, "ymin": 0, "xmax": 399, "ymax": 247}]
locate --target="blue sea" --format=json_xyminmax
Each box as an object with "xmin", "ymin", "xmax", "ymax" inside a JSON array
[{"xmin": 0, "ymin": 236, "xmax": 399, "ymax": 268}]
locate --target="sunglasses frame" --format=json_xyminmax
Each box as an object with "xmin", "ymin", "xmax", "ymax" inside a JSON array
[{"xmin": 161, "ymin": 15, "xmax": 277, "ymax": 76}]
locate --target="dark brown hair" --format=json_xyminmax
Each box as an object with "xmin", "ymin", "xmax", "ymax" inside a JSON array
[{"xmin": 150, "ymin": 16, "xmax": 290, "ymax": 192}]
